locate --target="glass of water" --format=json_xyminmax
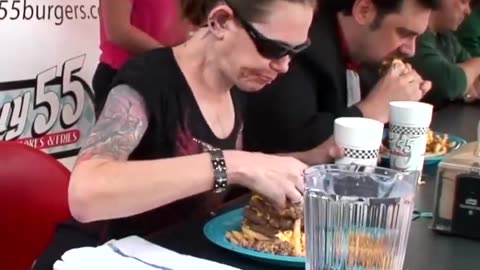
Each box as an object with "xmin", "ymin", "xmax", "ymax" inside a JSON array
[{"xmin": 304, "ymin": 164, "xmax": 418, "ymax": 270}]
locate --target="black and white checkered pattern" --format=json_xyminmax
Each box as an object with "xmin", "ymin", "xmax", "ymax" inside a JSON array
[
  {"xmin": 344, "ymin": 148, "xmax": 379, "ymax": 159},
  {"xmin": 390, "ymin": 125, "xmax": 429, "ymax": 136}
]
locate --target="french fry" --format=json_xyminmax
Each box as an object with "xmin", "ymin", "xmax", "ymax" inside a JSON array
[
  {"xmin": 231, "ymin": 230, "xmax": 248, "ymax": 246},
  {"xmin": 242, "ymin": 229, "xmax": 258, "ymax": 246},
  {"xmin": 293, "ymin": 219, "xmax": 302, "ymax": 257},
  {"xmin": 442, "ymin": 134, "xmax": 448, "ymax": 144},
  {"xmin": 301, "ymin": 233, "xmax": 306, "ymax": 256},
  {"xmin": 226, "ymin": 232, "xmax": 240, "ymax": 246},
  {"xmin": 433, "ymin": 143, "xmax": 442, "ymax": 154},
  {"xmin": 241, "ymin": 225, "xmax": 271, "ymax": 241},
  {"xmin": 242, "ymin": 230, "xmax": 255, "ymax": 241}
]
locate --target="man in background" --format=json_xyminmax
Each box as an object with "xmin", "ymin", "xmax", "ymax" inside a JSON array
[
  {"xmin": 409, "ymin": 0, "xmax": 480, "ymax": 106},
  {"xmin": 243, "ymin": 0, "xmax": 437, "ymax": 162},
  {"xmin": 456, "ymin": 1, "xmax": 480, "ymax": 57}
]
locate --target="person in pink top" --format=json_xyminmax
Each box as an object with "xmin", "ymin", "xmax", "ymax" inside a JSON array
[{"xmin": 92, "ymin": 0, "xmax": 194, "ymax": 116}]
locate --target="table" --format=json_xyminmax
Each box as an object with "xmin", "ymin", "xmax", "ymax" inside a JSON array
[
  {"xmin": 150, "ymin": 103, "xmax": 480, "ymax": 270},
  {"xmin": 431, "ymin": 103, "xmax": 479, "ymax": 142}
]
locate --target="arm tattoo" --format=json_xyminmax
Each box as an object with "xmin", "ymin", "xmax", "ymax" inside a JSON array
[{"xmin": 76, "ymin": 84, "xmax": 149, "ymax": 164}]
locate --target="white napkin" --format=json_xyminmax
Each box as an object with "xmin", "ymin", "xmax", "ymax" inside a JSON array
[{"xmin": 53, "ymin": 236, "xmax": 241, "ymax": 270}]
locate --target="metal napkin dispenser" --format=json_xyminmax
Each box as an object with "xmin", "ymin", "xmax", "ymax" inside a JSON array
[{"xmin": 432, "ymin": 141, "xmax": 480, "ymax": 239}]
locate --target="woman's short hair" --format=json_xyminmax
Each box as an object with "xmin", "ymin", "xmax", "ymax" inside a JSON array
[{"xmin": 180, "ymin": 0, "xmax": 317, "ymax": 26}]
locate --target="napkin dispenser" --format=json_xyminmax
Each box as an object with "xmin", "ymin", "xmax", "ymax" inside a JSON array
[{"xmin": 432, "ymin": 141, "xmax": 480, "ymax": 239}]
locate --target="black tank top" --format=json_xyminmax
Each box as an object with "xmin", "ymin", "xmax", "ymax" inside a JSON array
[{"xmin": 75, "ymin": 48, "xmax": 245, "ymax": 241}]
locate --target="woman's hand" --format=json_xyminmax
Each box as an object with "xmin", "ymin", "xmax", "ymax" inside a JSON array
[{"xmin": 226, "ymin": 151, "xmax": 308, "ymax": 209}]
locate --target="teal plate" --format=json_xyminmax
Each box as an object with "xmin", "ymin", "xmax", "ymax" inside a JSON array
[
  {"xmin": 381, "ymin": 131, "xmax": 467, "ymax": 166},
  {"xmin": 203, "ymin": 208, "xmax": 305, "ymax": 268}
]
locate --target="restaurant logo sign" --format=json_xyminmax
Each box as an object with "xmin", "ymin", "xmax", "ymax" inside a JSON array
[
  {"xmin": 0, "ymin": 0, "xmax": 99, "ymax": 158},
  {"xmin": 0, "ymin": 55, "xmax": 95, "ymax": 155}
]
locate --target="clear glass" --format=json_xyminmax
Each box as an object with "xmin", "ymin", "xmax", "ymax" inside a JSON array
[{"xmin": 304, "ymin": 164, "xmax": 418, "ymax": 270}]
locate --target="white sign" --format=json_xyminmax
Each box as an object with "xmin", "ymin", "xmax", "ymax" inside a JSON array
[{"xmin": 0, "ymin": 0, "xmax": 99, "ymax": 160}]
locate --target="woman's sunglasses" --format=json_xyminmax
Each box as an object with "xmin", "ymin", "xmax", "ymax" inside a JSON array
[{"xmin": 225, "ymin": 3, "xmax": 311, "ymax": 60}]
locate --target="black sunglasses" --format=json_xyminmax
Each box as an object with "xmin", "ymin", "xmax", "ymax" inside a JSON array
[{"xmin": 225, "ymin": 2, "xmax": 311, "ymax": 59}]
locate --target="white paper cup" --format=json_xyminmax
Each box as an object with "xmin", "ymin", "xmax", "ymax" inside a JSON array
[
  {"xmin": 334, "ymin": 117, "xmax": 384, "ymax": 166},
  {"xmin": 388, "ymin": 101, "xmax": 433, "ymax": 172}
]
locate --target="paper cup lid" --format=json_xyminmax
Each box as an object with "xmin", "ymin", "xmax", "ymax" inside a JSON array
[
  {"xmin": 334, "ymin": 117, "xmax": 384, "ymax": 149},
  {"xmin": 389, "ymin": 101, "xmax": 433, "ymax": 127}
]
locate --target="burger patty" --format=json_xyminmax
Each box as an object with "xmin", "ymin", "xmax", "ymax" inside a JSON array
[
  {"xmin": 248, "ymin": 196, "xmax": 302, "ymax": 220},
  {"xmin": 243, "ymin": 220, "xmax": 279, "ymax": 238},
  {"xmin": 244, "ymin": 207, "xmax": 294, "ymax": 231}
]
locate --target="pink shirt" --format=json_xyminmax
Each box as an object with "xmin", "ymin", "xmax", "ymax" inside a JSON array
[{"xmin": 99, "ymin": 0, "xmax": 193, "ymax": 70}]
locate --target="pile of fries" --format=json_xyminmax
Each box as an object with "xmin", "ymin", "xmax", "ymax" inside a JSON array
[
  {"xmin": 425, "ymin": 130, "xmax": 457, "ymax": 155},
  {"xmin": 347, "ymin": 232, "xmax": 391, "ymax": 268},
  {"xmin": 226, "ymin": 219, "xmax": 305, "ymax": 257},
  {"xmin": 276, "ymin": 220, "xmax": 305, "ymax": 257}
]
